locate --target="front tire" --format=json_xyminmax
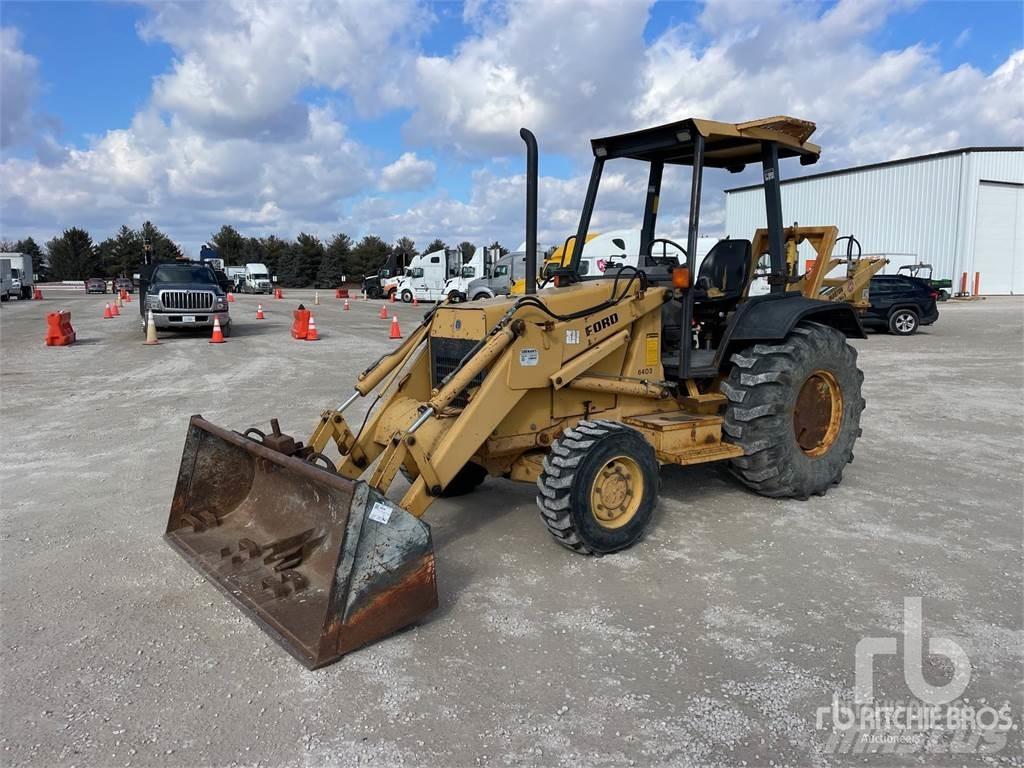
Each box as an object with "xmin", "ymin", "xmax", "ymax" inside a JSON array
[
  {"xmin": 401, "ymin": 289, "xmax": 413, "ymax": 303},
  {"xmin": 888, "ymin": 308, "xmax": 919, "ymax": 335},
  {"xmin": 722, "ymin": 322, "xmax": 864, "ymax": 499},
  {"xmin": 536, "ymin": 420, "xmax": 659, "ymax": 555}
]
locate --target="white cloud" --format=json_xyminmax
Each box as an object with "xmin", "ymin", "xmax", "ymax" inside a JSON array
[
  {"xmin": 639, "ymin": 0, "xmax": 1023, "ymax": 167},
  {"xmin": 0, "ymin": 27, "xmax": 64, "ymax": 164},
  {"xmin": 378, "ymin": 152, "xmax": 436, "ymax": 192},
  {"xmin": 142, "ymin": 0, "xmax": 428, "ymax": 138},
  {"xmin": 405, "ymin": 0, "xmax": 654, "ymax": 156}
]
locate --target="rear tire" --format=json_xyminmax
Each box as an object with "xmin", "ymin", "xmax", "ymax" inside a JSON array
[
  {"xmin": 888, "ymin": 308, "xmax": 919, "ymax": 335},
  {"xmin": 536, "ymin": 420, "xmax": 658, "ymax": 555},
  {"xmin": 722, "ymin": 322, "xmax": 864, "ymax": 499}
]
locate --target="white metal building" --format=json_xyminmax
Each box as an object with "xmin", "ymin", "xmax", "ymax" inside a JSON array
[{"xmin": 724, "ymin": 147, "xmax": 1024, "ymax": 294}]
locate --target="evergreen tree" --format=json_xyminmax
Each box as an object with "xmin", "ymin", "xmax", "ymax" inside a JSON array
[
  {"xmin": 488, "ymin": 240, "xmax": 509, "ymax": 257},
  {"xmin": 96, "ymin": 237, "xmax": 118, "ymax": 277},
  {"xmin": 351, "ymin": 235, "xmax": 391, "ymax": 276},
  {"xmin": 424, "ymin": 238, "xmax": 446, "ymax": 254},
  {"xmin": 140, "ymin": 221, "xmax": 182, "ymax": 262},
  {"xmin": 260, "ymin": 235, "xmax": 290, "ymax": 279},
  {"xmin": 240, "ymin": 236, "xmax": 267, "ymax": 267},
  {"xmin": 211, "ymin": 225, "xmax": 246, "ymax": 266},
  {"xmin": 318, "ymin": 233, "xmax": 352, "ymax": 287},
  {"xmin": 46, "ymin": 228, "xmax": 99, "ymax": 280},
  {"xmin": 13, "ymin": 237, "xmax": 47, "ymax": 279},
  {"xmin": 458, "ymin": 241, "xmax": 476, "ymax": 263},
  {"xmin": 392, "ymin": 237, "xmax": 417, "ymax": 270},
  {"xmin": 277, "ymin": 233, "xmax": 324, "ymax": 287}
]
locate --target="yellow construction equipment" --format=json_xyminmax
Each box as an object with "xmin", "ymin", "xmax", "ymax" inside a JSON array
[
  {"xmin": 510, "ymin": 233, "xmax": 600, "ymax": 295},
  {"xmin": 166, "ymin": 116, "xmax": 868, "ymax": 668},
  {"xmin": 745, "ymin": 225, "xmax": 887, "ymax": 308}
]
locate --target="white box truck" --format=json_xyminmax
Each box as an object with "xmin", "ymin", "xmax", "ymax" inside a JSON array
[
  {"xmin": 0, "ymin": 258, "xmax": 13, "ymax": 301},
  {"xmin": 3, "ymin": 253, "xmax": 34, "ymax": 299}
]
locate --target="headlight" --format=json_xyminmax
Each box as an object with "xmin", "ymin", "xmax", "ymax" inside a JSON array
[
  {"xmin": 214, "ymin": 300, "xmax": 228, "ymax": 310},
  {"xmin": 146, "ymin": 294, "xmax": 159, "ymax": 308}
]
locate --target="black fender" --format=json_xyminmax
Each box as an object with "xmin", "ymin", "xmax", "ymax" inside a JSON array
[{"xmin": 718, "ymin": 292, "xmax": 865, "ymax": 368}]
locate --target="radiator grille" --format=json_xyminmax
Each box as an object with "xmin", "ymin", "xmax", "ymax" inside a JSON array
[
  {"xmin": 160, "ymin": 290, "xmax": 214, "ymax": 311},
  {"xmin": 430, "ymin": 337, "xmax": 484, "ymax": 409}
]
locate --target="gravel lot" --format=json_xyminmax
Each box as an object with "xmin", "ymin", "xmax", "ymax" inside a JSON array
[{"xmin": 1, "ymin": 290, "xmax": 1021, "ymax": 768}]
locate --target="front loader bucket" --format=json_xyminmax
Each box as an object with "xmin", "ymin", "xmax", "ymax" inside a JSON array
[{"xmin": 165, "ymin": 415, "xmax": 437, "ymax": 669}]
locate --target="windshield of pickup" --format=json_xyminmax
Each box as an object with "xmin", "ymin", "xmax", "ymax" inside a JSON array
[{"xmin": 152, "ymin": 264, "xmax": 217, "ymax": 285}]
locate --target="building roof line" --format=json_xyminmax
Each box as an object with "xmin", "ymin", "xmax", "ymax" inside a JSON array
[{"xmin": 725, "ymin": 146, "xmax": 1023, "ymax": 193}]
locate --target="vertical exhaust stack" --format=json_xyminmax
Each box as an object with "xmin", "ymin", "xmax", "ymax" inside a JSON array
[{"xmin": 520, "ymin": 128, "xmax": 538, "ymax": 295}]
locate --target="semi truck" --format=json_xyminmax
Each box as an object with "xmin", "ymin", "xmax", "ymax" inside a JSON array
[
  {"xmin": 362, "ymin": 251, "xmax": 414, "ymax": 299},
  {"xmin": 442, "ymin": 246, "xmax": 501, "ymax": 301},
  {"xmin": 393, "ymin": 247, "xmax": 466, "ymax": 303},
  {"xmin": 241, "ymin": 263, "xmax": 273, "ymax": 294}
]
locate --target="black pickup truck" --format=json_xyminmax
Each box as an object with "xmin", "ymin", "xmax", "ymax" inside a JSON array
[{"xmin": 139, "ymin": 261, "xmax": 231, "ymax": 336}]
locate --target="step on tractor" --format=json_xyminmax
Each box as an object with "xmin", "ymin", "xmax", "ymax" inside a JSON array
[{"xmin": 165, "ymin": 116, "xmax": 867, "ymax": 668}]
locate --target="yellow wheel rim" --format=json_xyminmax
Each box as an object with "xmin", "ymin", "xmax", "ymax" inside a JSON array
[
  {"xmin": 793, "ymin": 369, "xmax": 844, "ymax": 457},
  {"xmin": 590, "ymin": 455, "xmax": 643, "ymax": 529}
]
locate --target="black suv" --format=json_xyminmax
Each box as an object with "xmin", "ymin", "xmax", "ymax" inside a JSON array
[{"xmin": 861, "ymin": 275, "xmax": 939, "ymax": 336}]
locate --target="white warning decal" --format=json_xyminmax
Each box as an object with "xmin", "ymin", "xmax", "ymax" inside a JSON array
[
  {"xmin": 519, "ymin": 348, "xmax": 540, "ymax": 366},
  {"xmin": 565, "ymin": 329, "xmax": 580, "ymax": 345},
  {"xmin": 369, "ymin": 501, "xmax": 393, "ymax": 525}
]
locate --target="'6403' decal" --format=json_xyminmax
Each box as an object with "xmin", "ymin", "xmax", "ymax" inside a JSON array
[{"xmin": 585, "ymin": 312, "xmax": 618, "ymax": 336}]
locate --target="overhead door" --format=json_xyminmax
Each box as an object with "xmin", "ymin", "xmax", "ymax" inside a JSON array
[{"xmin": 972, "ymin": 181, "xmax": 1024, "ymax": 295}]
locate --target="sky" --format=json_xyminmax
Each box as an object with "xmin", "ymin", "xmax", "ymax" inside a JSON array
[{"xmin": 1, "ymin": 0, "xmax": 1021, "ymax": 256}]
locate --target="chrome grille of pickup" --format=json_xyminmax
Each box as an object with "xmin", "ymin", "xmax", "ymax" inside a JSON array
[{"xmin": 160, "ymin": 290, "xmax": 214, "ymax": 311}]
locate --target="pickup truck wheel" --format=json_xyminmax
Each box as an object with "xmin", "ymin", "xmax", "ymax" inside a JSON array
[
  {"xmin": 220, "ymin": 321, "xmax": 232, "ymax": 338},
  {"xmin": 401, "ymin": 289, "xmax": 413, "ymax": 303},
  {"xmin": 888, "ymin": 308, "xmax": 919, "ymax": 336}
]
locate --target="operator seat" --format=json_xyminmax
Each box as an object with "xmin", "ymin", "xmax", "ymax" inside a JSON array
[{"xmin": 691, "ymin": 238, "xmax": 752, "ymax": 325}]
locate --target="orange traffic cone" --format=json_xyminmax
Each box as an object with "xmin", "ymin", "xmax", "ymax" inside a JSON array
[
  {"xmin": 103, "ymin": 303, "xmax": 113, "ymax": 319},
  {"xmin": 412, "ymin": 295, "xmax": 419, "ymax": 306},
  {"xmin": 33, "ymin": 287, "xmax": 43, "ymax": 300},
  {"xmin": 209, "ymin": 317, "xmax": 226, "ymax": 343},
  {"xmin": 256, "ymin": 304, "xmax": 265, "ymax": 320},
  {"xmin": 306, "ymin": 314, "xmax": 320, "ymax": 341},
  {"xmin": 343, "ymin": 299, "xmax": 350, "ymax": 310},
  {"xmin": 389, "ymin": 292, "xmax": 396, "ymax": 304},
  {"xmin": 379, "ymin": 304, "xmax": 388, "ymax": 319},
  {"xmin": 389, "ymin": 315, "xmax": 402, "ymax": 339},
  {"xmin": 227, "ymin": 292, "xmax": 235, "ymax": 303},
  {"xmin": 111, "ymin": 299, "xmax": 121, "ymax": 316}
]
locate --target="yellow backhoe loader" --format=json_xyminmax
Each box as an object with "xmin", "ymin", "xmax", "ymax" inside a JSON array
[{"xmin": 166, "ymin": 116, "xmax": 868, "ymax": 668}]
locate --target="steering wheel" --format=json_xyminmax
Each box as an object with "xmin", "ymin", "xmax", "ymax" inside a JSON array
[{"xmin": 647, "ymin": 237, "xmax": 688, "ymax": 267}]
